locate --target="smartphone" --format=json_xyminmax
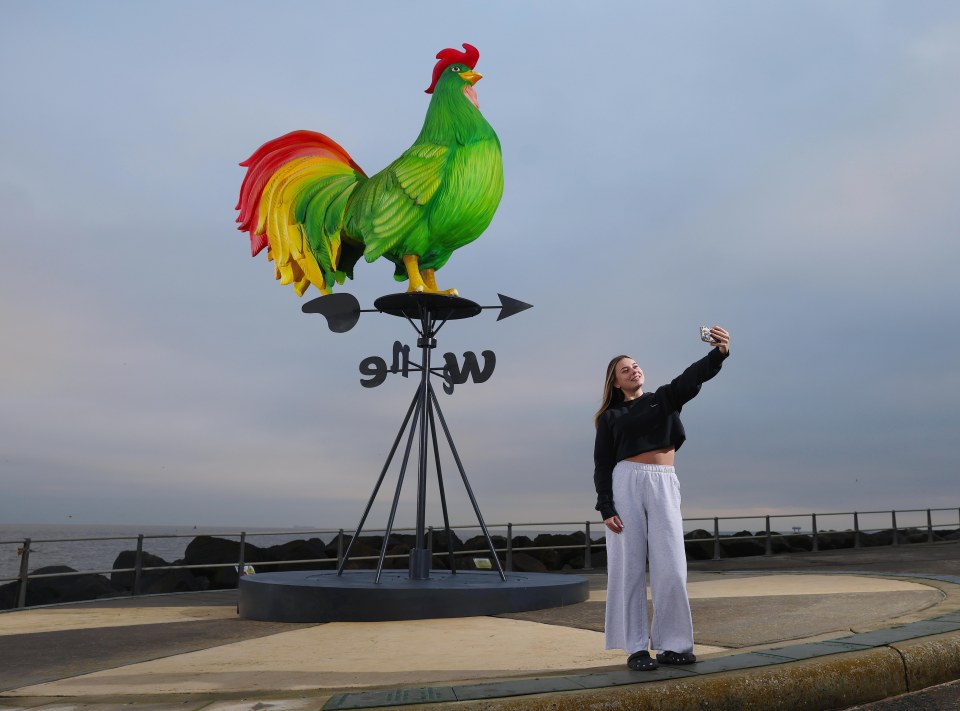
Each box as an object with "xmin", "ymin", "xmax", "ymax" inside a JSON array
[{"xmin": 699, "ymin": 326, "xmax": 717, "ymax": 343}]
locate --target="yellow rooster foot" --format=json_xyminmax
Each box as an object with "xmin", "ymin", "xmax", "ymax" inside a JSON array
[
  {"xmin": 403, "ymin": 255, "xmax": 426, "ymax": 292},
  {"xmin": 421, "ymin": 268, "xmax": 458, "ymax": 296},
  {"xmin": 403, "ymin": 256, "xmax": 458, "ymax": 295}
]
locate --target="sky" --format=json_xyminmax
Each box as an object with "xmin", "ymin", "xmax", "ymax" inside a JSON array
[{"xmin": 1, "ymin": 1, "xmax": 959, "ymax": 532}]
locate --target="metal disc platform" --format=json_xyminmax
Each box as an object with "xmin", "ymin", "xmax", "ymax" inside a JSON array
[
  {"xmin": 374, "ymin": 292, "xmax": 482, "ymax": 320},
  {"xmin": 238, "ymin": 569, "xmax": 589, "ymax": 623}
]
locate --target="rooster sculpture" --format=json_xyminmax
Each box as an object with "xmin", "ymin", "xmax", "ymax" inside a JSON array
[{"xmin": 235, "ymin": 43, "xmax": 503, "ymax": 298}]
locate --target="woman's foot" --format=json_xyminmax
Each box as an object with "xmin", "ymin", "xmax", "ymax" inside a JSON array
[
  {"xmin": 656, "ymin": 650, "xmax": 697, "ymax": 665},
  {"xmin": 627, "ymin": 650, "xmax": 659, "ymax": 671}
]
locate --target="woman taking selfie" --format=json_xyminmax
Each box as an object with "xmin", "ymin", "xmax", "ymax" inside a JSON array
[{"xmin": 593, "ymin": 326, "xmax": 730, "ymax": 671}]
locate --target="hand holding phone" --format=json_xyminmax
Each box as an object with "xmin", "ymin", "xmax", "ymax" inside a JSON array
[{"xmin": 700, "ymin": 325, "xmax": 731, "ymax": 354}]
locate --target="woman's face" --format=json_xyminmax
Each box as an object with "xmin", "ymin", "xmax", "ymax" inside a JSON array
[{"xmin": 613, "ymin": 358, "xmax": 644, "ymax": 392}]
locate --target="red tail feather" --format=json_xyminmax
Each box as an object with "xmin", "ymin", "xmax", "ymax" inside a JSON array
[{"xmin": 236, "ymin": 131, "xmax": 365, "ymax": 256}]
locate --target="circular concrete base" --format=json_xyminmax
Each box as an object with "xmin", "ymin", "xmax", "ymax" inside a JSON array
[{"xmin": 238, "ymin": 569, "xmax": 590, "ymax": 623}]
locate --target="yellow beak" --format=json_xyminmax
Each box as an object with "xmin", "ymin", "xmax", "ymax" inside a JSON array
[{"xmin": 459, "ymin": 70, "xmax": 482, "ymax": 86}]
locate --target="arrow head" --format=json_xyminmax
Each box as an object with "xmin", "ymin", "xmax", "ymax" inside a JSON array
[
  {"xmin": 302, "ymin": 292, "xmax": 361, "ymax": 333},
  {"xmin": 496, "ymin": 294, "xmax": 533, "ymax": 321}
]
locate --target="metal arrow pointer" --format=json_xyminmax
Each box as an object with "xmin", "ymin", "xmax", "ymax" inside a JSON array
[{"xmin": 302, "ymin": 292, "xmax": 532, "ymax": 332}]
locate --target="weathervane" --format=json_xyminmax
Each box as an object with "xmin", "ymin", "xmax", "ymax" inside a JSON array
[
  {"xmin": 301, "ymin": 290, "xmax": 531, "ymax": 582},
  {"xmin": 233, "ymin": 40, "xmax": 531, "ymax": 583},
  {"xmin": 234, "ymin": 43, "xmax": 589, "ymax": 622}
]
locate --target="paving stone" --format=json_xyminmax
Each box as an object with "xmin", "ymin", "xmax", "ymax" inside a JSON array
[
  {"xmin": 763, "ymin": 640, "xmax": 877, "ymax": 659},
  {"xmin": 570, "ymin": 666, "xmax": 697, "ymax": 688},
  {"xmin": 323, "ymin": 687, "xmax": 457, "ymax": 709},
  {"xmin": 846, "ymin": 620, "xmax": 960, "ymax": 646},
  {"xmin": 452, "ymin": 676, "xmax": 585, "ymax": 701},
  {"xmin": 680, "ymin": 652, "xmax": 792, "ymax": 675}
]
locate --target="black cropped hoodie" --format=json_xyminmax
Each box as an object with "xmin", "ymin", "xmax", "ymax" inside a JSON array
[{"xmin": 593, "ymin": 347, "xmax": 729, "ymax": 520}]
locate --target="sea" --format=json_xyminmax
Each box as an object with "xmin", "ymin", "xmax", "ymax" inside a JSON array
[{"xmin": 0, "ymin": 523, "xmax": 343, "ymax": 583}]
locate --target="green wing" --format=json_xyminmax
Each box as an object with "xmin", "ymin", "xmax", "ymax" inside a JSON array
[{"xmin": 346, "ymin": 143, "xmax": 449, "ymax": 264}]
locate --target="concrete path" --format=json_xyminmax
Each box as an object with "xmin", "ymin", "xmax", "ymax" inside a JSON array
[{"xmin": 1, "ymin": 542, "xmax": 960, "ymax": 710}]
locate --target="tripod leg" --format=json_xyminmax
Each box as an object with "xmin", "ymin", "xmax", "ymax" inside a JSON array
[
  {"xmin": 337, "ymin": 386, "xmax": 421, "ymax": 575},
  {"xmin": 375, "ymin": 386, "xmax": 424, "ymax": 583},
  {"xmin": 428, "ymin": 384, "xmax": 506, "ymax": 581},
  {"xmin": 428, "ymin": 405, "xmax": 457, "ymax": 574}
]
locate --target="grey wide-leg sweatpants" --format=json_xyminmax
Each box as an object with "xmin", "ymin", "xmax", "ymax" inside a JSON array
[{"xmin": 604, "ymin": 462, "xmax": 694, "ymax": 654}]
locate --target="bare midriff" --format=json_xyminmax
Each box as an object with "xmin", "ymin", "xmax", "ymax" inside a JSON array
[{"xmin": 625, "ymin": 447, "xmax": 676, "ymax": 466}]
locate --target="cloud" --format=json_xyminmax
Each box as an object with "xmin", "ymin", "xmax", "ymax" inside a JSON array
[{"xmin": 2, "ymin": 2, "xmax": 960, "ymax": 529}]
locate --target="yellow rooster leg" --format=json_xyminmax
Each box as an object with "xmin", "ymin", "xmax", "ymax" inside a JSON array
[
  {"xmin": 421, "ymin": 268, "xmax": 458, "ymax": 296},
  {"xmin": 403, "ymin": 255, "xmax": 426, "ymax": 292}
]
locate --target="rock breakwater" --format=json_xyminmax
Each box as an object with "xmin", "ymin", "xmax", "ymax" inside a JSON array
[{"xmin": 2, "ymin": 527, "xmax": 957, "ymax": 609}]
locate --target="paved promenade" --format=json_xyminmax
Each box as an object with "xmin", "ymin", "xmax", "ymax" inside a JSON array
[{"xmin": 1, "ymin": 542, "xmax": 960, "ymax": 710}]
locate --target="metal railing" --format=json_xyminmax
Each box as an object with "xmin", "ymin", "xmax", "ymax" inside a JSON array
[
  {"xmin": 2, "ymin": 506, "xmax": 958, "ymax": 610},
  {"xmin": 681, "ymin": 507, "xmax": 960, "ymax": 560}
]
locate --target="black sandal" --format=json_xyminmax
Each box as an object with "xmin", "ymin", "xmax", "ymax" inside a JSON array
[
  {"xmin": 627, "ymin": 650, "xmax": 659, "ymax": 671},
  {"xmin": 656, "ymin": 650, "xmax": 696, "ymax": 665}
]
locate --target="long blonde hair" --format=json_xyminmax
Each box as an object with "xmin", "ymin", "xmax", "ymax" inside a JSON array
[{"xmin": 594, "ymin": 354, "xmax": 632, "ymax": 428}]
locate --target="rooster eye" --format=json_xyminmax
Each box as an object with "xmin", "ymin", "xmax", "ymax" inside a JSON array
[{"xmin": 450, "ymin": 65, "xmax": 461, "ymax": 72}]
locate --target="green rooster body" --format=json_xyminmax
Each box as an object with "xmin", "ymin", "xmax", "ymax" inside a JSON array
[{"xmin": 236, "ymin": 43, "xmax": 503, "ymax": 297}]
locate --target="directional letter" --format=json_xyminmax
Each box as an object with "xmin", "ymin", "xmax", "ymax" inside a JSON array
[
  {"xmin": 389, "ymin": 341, "xmax": 411, "ymax": 377},
  {"xmin": 441, "ymin": 350, "xmax": 496, "ymax": 394},
  {"xmin": 359, "ymin": 356, "xmax": 388, "ymax": 388}
]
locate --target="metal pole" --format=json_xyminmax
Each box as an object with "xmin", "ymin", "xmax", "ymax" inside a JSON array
[
  {"xmin": 133, "ymin": 534, "xmax": 144, "ymax": 596},
  {"xmin": 712, "ymin": 518, "xmax": 721, "ymax": 561},
  {"xmin": 506, "ymin": 523, "xmax": 513, "ymax": 572},
  {"xmin": 338, "ymin": 387, "xmax": 421, "ymax": 575},
  {"xmin": 854, "ymin": 512, "xmax": 861, "ymax": 549},
  {"xmin": 764, "ymin": 515, "xmax": 772, "ymax": 556},
  {"xmin": 891, "ymin": 510, "xmax": 899, "ymax": 546},
  {"xmin": 429, "ymin": 385, "xmax": 506, "ymax": 580},
  {"xmin": 237, "ymin": 532, "xmax": 247, "ymax": 585},
  {"xmin": 927, "ymin": 509, "xmax": 934, "ymax": 543},
  {"xmin": 375, "ymin": 391, "xmax": 424, "ymax": 583},
  {"xmin": 584, "ymin": 521, "xmax": 593, "ymax": 570},
  {"xmin": 16, "ymin": 538, "xmax": 31, "ymax": 609},
  {"xmin": 812, "ymin": 514, "xmax": 819, "ymax": 552},
  {"xmin": 427, "ymin": 405, "xmax": 456, "ymax": 575},
  {"xmin": 412, "ymin": 308, "xmax": 434, "ymax": 578},
  {"xmin": 337, "ymin": 529, "xmax": 344, "ymax": 568}
]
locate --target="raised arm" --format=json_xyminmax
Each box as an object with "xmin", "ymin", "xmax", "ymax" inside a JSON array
[{"xmin": 661, "ymin": 326, "xmax": 731, "ymax": 410}]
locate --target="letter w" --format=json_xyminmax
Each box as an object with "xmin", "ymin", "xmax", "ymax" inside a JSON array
[{"xmin": 441, "ymin": 350, "xmax": 496, "ymax": 394}]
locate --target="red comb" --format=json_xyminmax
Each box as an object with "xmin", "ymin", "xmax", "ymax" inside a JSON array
[{"xmin": 425, "ymin": 43, "xmax": 479, "ymax": 94}]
